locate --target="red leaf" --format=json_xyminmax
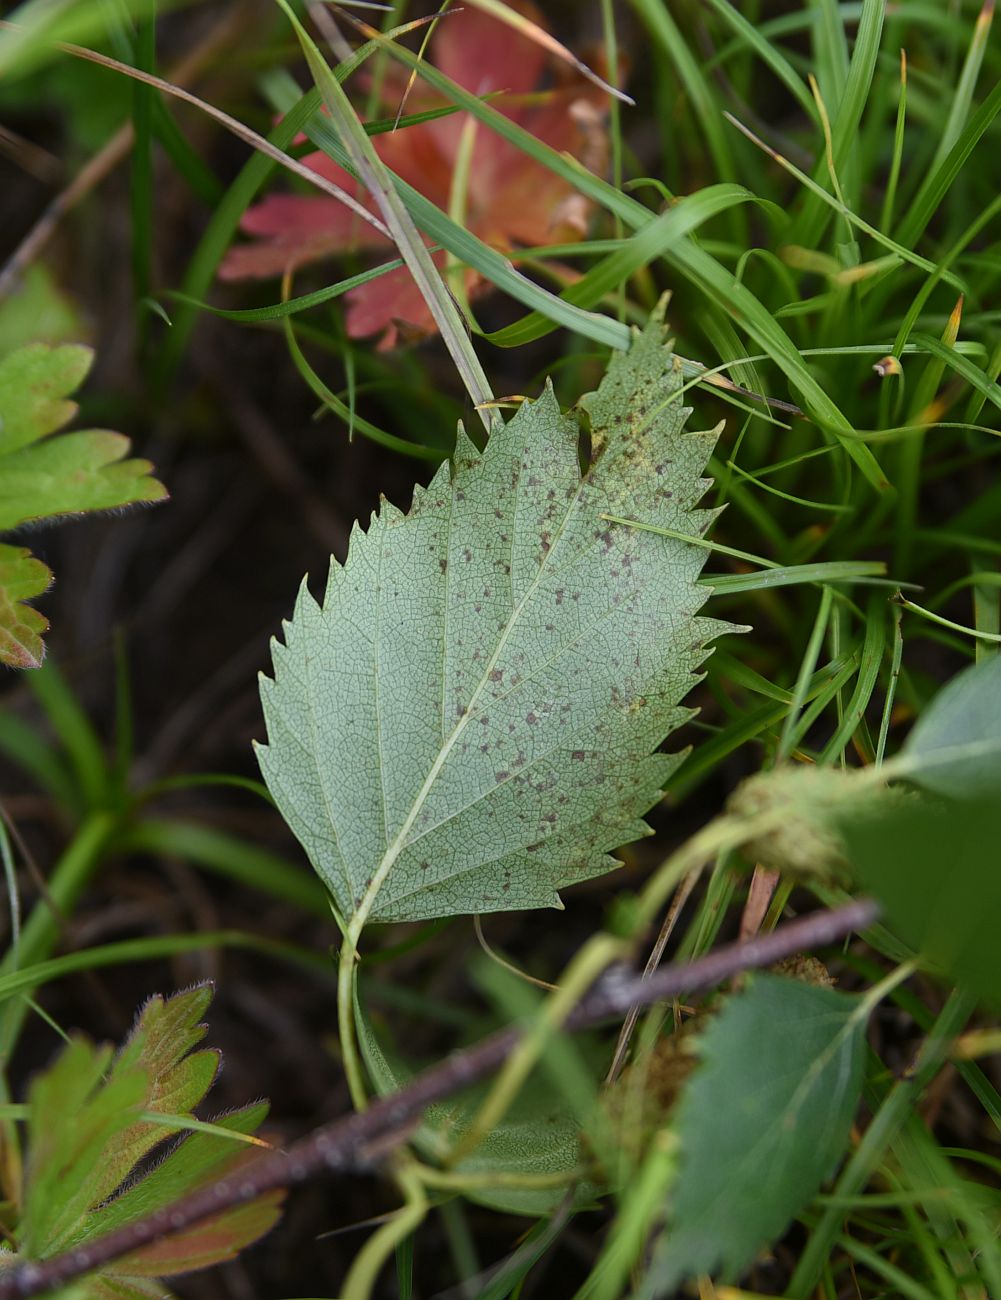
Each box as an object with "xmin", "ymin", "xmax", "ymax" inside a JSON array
[{"xmin": 220, "ymin": 2, "xmax": 612, "ymax": 346}]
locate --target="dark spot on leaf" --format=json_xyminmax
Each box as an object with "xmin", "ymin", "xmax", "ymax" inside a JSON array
[
  {"xmin": 495, "ymin": 770, "xmax": 510, "ymax": 782},
  {"xmin": 490, "ymin": 669, "xmax": 504, "ymax": 682},
  {"xmin": 572, "ymin": 750, "xmax": 585, "ymax": 761}
]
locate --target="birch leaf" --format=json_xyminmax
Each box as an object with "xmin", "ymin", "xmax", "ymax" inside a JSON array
[
  {"xmin": 650, "ymin": 974, "xmax": 867, "ymax": 1289},
  {"xmin": 258, "ymin": 304, "xmax": 734, "ymax": 926}
]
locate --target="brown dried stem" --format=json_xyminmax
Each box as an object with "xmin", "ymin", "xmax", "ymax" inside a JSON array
[{"xmin": 0, "ymin": 898, "xmax": 879, "ymax": 1299}]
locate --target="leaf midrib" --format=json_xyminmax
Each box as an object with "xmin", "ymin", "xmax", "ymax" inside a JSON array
[{"xmin": 348, "ymin": 432, "xmax": 592, "ymax": 937}]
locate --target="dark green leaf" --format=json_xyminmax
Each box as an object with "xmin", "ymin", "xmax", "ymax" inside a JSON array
[
  {"xmin": 651, "ymin": 974, "xmax": 867, "ymax": 1287},
  {"xmin": 842, "ymin": 794, "xmax": 1001, "ymax": 1007},
  {"xmin": 898, "ymin": 654, "xmax": 1001, "ymax": 799}
]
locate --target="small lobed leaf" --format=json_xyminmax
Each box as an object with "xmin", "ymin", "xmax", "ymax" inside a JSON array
[
  {"xmin": 0, "ymin": 343, "xmax": 93, "ymax": 455},
  {"xmin": 258, "ymin": 305, "xmax": 734, "ymax": 927},
  {"xmin": 0, "ymin": 543, "xmax": 51, "ymax": 669},
  {"xmin": 0, "ymin": 342, "xmax": 167, "ymax": 668},
  {"xmin": 0, "ymin": 265, "xmax": 86, "ymax": 356},
  {"xmin": 650, "ymin": 974, "xmax": 867, "ymax": 1288},
  {"xmin": 0, "ymin": 430, "xmax": 167, "ymax": 532},
  {"xmin": 840, "ymin": 793, "xmax": 1001, "ymax": 1008},
  {"xmin": 80, "ymin": 1105, "xmax": 282, "ymax": 1279},
  {"xmin": 13, "ymin": 989, "xmax": 281, "ymax": 1290},
  {"xmin": 87, "ymin": 984, "xmax": 221, "ymax": 1209},
  {"xmin": 898, "ymin": 653, "xmax": 1001, "ymax": 799},
  {"xmin": 22, "ymin": 1040, "xmax": 147, "ymax": 1256}
]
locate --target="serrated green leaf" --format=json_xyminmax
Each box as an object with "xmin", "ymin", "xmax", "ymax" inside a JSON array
[
  {"xmin": 841, "ymin": 794, "xmax": 1001, "ymax": 1008},
  {"xmin": 13, "ymin": 990, "xmax": 281, "ymax": 1289},
  {"xmin": 649, "ymin": 974, "xmax": 867, "ymax": 1288},
  {"xmin": 80, "ymin": 1105, "xmax": 282, "ymax": 1279},
  {"xmin": 0, "ymin": 430, "xmax": 166, "ymax": 531},
  {"xmin": 258, "ymin": 306, "xmax": 733, "ymax": 928},
  {"xmin": 0, "ymin": 343, "xmax": 166, "ymax": 668},
  {"xmin": 0, "ymin": 343, "xmax": 92, "ymax": 455},
  {"xmin": 22, "ymin": 1039, "xmax": 147, "ymax": 1256},
  {"xmin": 897, "ymin": 654, "xmax": 1001, "ymax": 799},
  {"xmin": 0, "ymin": 543, "xmax": 51, "ymax": 668},
  {"xmin": 88, "ymin": 985, "xmax": 220, "ymax": 1209}
]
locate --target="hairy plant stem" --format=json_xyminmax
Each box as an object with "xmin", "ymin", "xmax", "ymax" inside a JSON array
[{"xmin": 0, "ymin": 898, "xmax": 878, "ymax": 1300}]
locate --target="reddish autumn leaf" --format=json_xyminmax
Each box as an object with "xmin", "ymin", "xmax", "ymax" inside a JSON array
[{"xmin": 219, "ymin": 3, "xmax": 610, "ymax": 348}]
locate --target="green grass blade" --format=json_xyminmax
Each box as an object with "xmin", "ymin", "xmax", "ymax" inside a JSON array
[
  {"xmin": 704, "ymin": 0, "xmax": 818, "ymax": 121},
  {"xmin": 283, "ymin": 314, "xmax": 443, "ymax": 460},
  {"xmin": 630, "ymin": 0, "xmax": 737, "ymax": 184},
  {"xmin": 895, "ymin": 75, "xmax": 1001, "ymax": 249},
  {"xmin": 794, "ymin": 0, "xmax": 886, "ymax": 245},
  {"xmin": 484, "ymin": 184, "xmax": 769, "ymax": 348},
  {"xmin": 275, "ymin": 0, "xmax": 497, "ymax": 426},
  {"xmin": 928, "ymin": 0, "xmax": 995, "ymax": 177},
  {"xmin": 167, "ymin": 255, "xmax": 412, "ymax": 322},
  {"xmin": 120, "ymin": 818, "xmax": 331, "ymax": 917}
]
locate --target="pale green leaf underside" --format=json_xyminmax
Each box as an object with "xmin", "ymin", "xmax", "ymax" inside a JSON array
[
  {"xmin": 258, "ymin": 309, "xmax": 732, "ymax": 925},
  {"xmin": 651, "ymin": 975, "xmax": 866, "ymax": 1288}
]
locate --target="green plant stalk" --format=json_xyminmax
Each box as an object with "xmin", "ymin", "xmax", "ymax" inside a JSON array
[
  {"xmin": 450, "ymin": 801, "xmax": 811, "ymax": 1169},
  {"xmin": 788, "ymin": 987, "xmax": 977, "ymax": 1294},
  {"xmin": 573, "ymin": 1130, "xmax": 679, "ymax": 1300},
  {"xmin": 447, "ymin": 932, "xmax": 624, "ymax": 1165},
  {"xmin": 0, "ymin": 810, "xmax": 116, "ymax": 1061},
  {"xmin": 418, "ymin": 1165, "xmax": 579, "ymax": 1193},
  {"xmin": 276, "ymin": 0, "xmax": 497, "ymax": 430},
  {"xmin": 777, "ymin": 586, "xmax": 835, "ymax": 763},
  {"xmin": 342, "ymin": 1156, "xmax": 428, "ymax": 1300},
  {"xmin": 338, "ymin": 932, "xmax": 368, "ymax": 1111}
]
